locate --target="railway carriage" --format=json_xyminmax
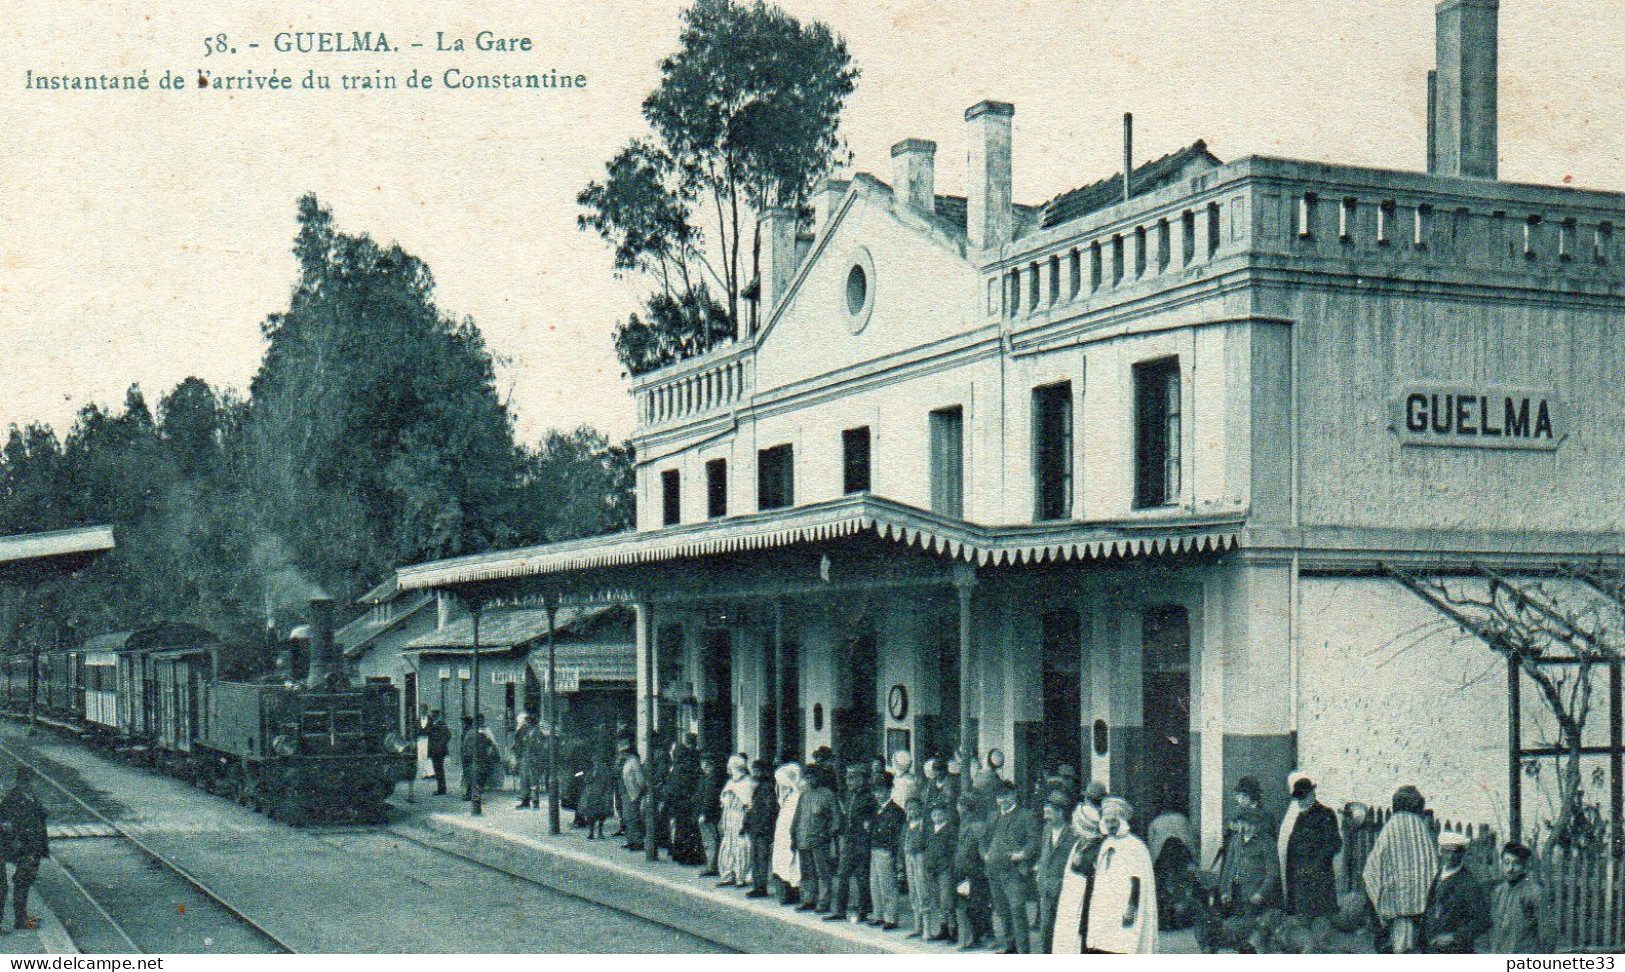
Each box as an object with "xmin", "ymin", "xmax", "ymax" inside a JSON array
[{"xmin": 4, "ymin": 603, "xmax": 411, "ymax": 824}]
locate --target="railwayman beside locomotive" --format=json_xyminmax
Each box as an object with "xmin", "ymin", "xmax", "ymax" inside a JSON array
[{"xmin": 0, "ymin": 768, "xmax": 47, "ymax": 932}]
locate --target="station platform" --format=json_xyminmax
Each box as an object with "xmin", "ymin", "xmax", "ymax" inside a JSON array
[
  {"xmin": 388, "ymin": 781, "xmax": 1199, "ymax": 955},
  {"xmin": 0, "ymin": 874, "xmax": 75, "ymax": 955}
]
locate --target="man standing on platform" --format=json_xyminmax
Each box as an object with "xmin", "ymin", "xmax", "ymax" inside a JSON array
[
  {"xmin": 618, "ymin": 737, "xmax": 646, "ymax": 851},
  {"xmin": 1280, "ymin": 772, "xmax": 1341, "ymax": 918},
  {"xmin": 982, "ymin": 780, "xmax": 1040, "ymax": 952},
  {"xmin": 424, "ymin": 709, "xmax": 450, "ymax": 796},
  {"xmin": 0, "ymin": 768, "xmax": 47, "ymax": 932}
]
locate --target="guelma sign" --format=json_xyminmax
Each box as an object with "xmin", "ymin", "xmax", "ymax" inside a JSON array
[{"xmin": 1392, "ymin": 385, "xmax": 1563, "ymax": 450}]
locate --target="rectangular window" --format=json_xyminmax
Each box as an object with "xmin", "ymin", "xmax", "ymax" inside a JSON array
[
  {"xmin": 1206, "ymin": 203, "xmax": 1222, "ymax": 257},
  {"xmin": 757, "ymin": 444, "xmax": 794, "ymax": 510},
  {"xmin": 1069, "ymin": 249, "xmax": 1082, "ymax": 298},
  {"xmin": 1524, "ymin": 215, "xmax": 1540, "ymax": 259},
  {"xmin": 929, "ymin": 407, "xmax": 965, "ymax": 518},
  {"xmin": 1298, "ymin": 192, "xmax": 1317, "ymax": 238},
  {"xmin": 987, "ymin": 277, "xmax": 999, "ymax": 315},
  {"xmin": 1028, "ymin": 262, "xmax": 1041, "ymax": 309},
  {"xmin": 1559, "ymin": 219, "xmax": 1575, "ymax": 261},
  {"xmin": 1157, "ymin": 219, "xmax": 1171, "ymax": 271},
  {"xmin": 1112, "ymin": 235, "xmax": 1125, "ymax": 285},
  {"xmin": 705, "ymin": 458, "xmax": 728, "ymax": 519},
  {"xmin": 1182, "ymin": 210, "xmax": 1196, "ymax": 263},
  {"xmin": 1341, "ymin": 198, "xmax": 1357, "ymax": 241},
  {"xmin": 661, "ymin": 469, "xmax": 681, "ymax": 526},
  {"xmin": 1048, "ymin": 255, "xmax": 1061, "ymax": 304},
  {"xmin": 1008, "ymin": 269, "xmax": 1021, "ymax": 315},
  {"xmin": 1378, "ymin": 200, "xmax": 1395, "ymax": 245},
  {"xmin": 1032, "ymin": 382, "xmax": 1074, "ymax": 521},
  {"xmin": 1415, "ymin": 205, "xmax": 1431, "ymax": 249},
  {"xmin": 1090, "ymin": 242, "xmax": 1103, "ymax": 291},
  {"xmin": 842, "ymin": 426, "xmax": 871, "ymax": 494},
  {"xmin": 1133, "ymin": 358, "xmax": 1182, "ymax": 508},
  {"xmin": 1597, "ymin": 222, "xmax": 1614, "ymax": 265},
  {"xmin": 1134, "ymin": 226, "xmax": 1147, "ymax": 277}
]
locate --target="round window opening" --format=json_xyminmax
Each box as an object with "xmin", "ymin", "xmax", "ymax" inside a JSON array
[{"xmin": 845, "ymin": 263, "xmax": 868, "ymax": 316}]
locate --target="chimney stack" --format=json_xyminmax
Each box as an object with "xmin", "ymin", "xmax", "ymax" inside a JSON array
[
  {"xmin": 965, "ymin": 100, "xmax": 1015, "ymax": 250},
  {"xmin": 891, "ymin": 139, "xmax": 937, "ymax": 214},
  {"xmin": 759, "ymin": 208, "xmax": 799, "ymax": 327},
  {"xmin": 304, "ymin": 595, "xmax": 339, "ymax": 689},
  {"xmin": 1429, "ymin": 0, "xmax": 1498, "ymax": 179},
  {"xmin": 1123, "ymin": 113, "xmax": 1134, "ymax": 203}
]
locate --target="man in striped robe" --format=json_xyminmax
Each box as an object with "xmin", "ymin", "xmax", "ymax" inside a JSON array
[{"xmin": 1362, "ymin": 786, "xmax": 1440, "ymax": 953}]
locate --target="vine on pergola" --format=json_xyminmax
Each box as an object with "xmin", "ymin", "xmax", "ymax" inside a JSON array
[{"xmin": 1382, "ymin": 561, "xmax": 1625, "ymax": 851}]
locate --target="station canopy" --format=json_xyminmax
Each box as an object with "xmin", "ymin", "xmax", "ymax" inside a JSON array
[
  {"xmin": 0, "ymin": 525, "xmax": 115, "ymax": 583},
  {"xmin": 396, "ymin": 494, "xmax": 1242, "ymax": 594}
]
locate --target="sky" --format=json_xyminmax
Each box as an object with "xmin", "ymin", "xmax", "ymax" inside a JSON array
[{"xmin": 2, "ymin": 0, "xmax": 1622, "ymax": 446}]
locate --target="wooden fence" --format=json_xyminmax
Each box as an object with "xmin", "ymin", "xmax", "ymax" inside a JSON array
[{"xmin": 1338, "ymin": 804, "xmax": 1624, "ymax": 952}]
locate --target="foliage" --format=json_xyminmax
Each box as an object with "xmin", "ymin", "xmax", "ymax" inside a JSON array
[
  {"xmin": 1386, "ymin": 562, "xmax": 1625, "ymax": 851},
  {"xmin": 580, "ymin": 0, "xmax": 857, "ymax": 375},
  {"xmin": 0, "ymin": 196, "xmax": 635, "ymax": 652}
]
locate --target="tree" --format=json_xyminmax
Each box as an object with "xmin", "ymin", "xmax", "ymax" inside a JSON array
[
  {"xmin": 518, "ymin": 427, "xmax": 636, "ymax": 543},
  {"xmin": 1385, "ymin": 561, "xmax": 1625, "ymax": 851},
  {"xmin": 241, "ymin": 195, "xmax": 528, "ymax": 599},
  {"xmin": 581, "ymin": 0, "xmax": 857, "ymax": 375}
]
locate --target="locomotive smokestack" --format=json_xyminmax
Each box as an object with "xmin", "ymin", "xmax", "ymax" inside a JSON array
[{"xmin": 305, "ymin": 595, "xmax": 338, "ymax": 688}]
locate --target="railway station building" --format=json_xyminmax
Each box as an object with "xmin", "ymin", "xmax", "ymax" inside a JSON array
[{"xmin": 399, "ymin": 1, "xmax": 1625, "ymax": 859}]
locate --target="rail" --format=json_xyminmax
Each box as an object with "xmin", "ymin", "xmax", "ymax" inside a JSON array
[{"xmin": 0, "ymin": 738, "xmax": 296, "ymax": 954}]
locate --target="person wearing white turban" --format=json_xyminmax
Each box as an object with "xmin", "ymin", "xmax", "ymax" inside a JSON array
[
  {"xmin": 1051, "ymin": 801, "xmax": 1103, "ymax": 953},
  {"xmin": 1084, "ymin": 796, "xmax": 1159, "ymax": 953}
]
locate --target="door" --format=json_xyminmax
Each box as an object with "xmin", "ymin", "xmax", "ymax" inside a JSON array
[
  {"xmin": 838, "ymin": 630, "xmax": 879, "ymax": 765},
  {"xmin": 1041, "ymin": 607, "xmax": 1083, "ymax": 776},
  {"xmin": 700, "ymin": 628, "xmax": 734, "ymax": 754},
  {"xmin": 1141, "ymin": 606, "xmax": 1192, "ymax": 817}
]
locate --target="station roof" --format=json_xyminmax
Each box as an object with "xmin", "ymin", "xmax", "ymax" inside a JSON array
[
  {"xmin": 397, "ymin": 494, "xmax": 1242, "ymax": 593},
  {"xmin": 402, "ymin": 604, "xmax": 631, "ymax": 652},
  {"xmin": 337, "ymin": 590, "xmax": 436, "ymax": 658},
  {"xmin": 1037, "ymin": 141, "xmax": 1222, "ymax": 230},
  {"xmin": 0, "ymin": 525, "xmax": 115, "ymax": 582}
]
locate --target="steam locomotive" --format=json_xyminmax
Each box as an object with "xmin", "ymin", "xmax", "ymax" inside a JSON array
[{"xmin": 2, "ymin": 597, "xmax": 413, "ymax": 824}]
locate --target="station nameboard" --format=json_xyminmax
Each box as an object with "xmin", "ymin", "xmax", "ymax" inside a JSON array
[{"xmin": 1391, "ymin": 385, "xmax": 1562, "ymax": 451}]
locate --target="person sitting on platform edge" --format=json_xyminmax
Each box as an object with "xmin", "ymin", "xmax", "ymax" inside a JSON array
[{"xmin": 0, "ymin": 768, "xmax": 47, "ymax": 932}]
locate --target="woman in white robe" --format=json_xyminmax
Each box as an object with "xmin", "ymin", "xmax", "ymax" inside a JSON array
[
  {"xmin": 716, "ymin": 755, "xmax": 755, "ymax": 886},
  {"xmin": 1052, "ymin": 802, "xmax": 1102, "ymax": 953},
  {"xmin": 1085, "ymin": 797, "xmax": 1159, "ymax": 954},
  {"xmin": 771, "ymin": 763, "xmax": 803, "ymax": 895}
]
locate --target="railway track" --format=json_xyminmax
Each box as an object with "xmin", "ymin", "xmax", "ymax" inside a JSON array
[
  {"xmin": 376, "ymin": 827, "xmax": 741, "ymax": 953},
  {"xmin": 0, "ymin": 739, "xmax": 295, "ymax": 954}
]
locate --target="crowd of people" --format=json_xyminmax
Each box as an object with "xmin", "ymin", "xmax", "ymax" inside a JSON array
[
  {"xmin": 603, "ymin": 733, "xmax": 1160, "ymax": 954},
  {"xmin": 413, "ymin": 706, "xmax": 1556, "ymax": 955},
  {"xmin": 1203, "ymin": 774, "xmax": 1552, "ymax": 954}
]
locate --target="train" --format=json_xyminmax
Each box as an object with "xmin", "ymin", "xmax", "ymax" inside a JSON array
[{"xmin": 0, "ymin": 597, "xmax": 414, "ymax": 824}]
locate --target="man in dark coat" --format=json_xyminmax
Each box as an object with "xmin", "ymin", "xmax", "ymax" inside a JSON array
[
  {"xmin": 793, "ymin": 763, "xmax": 839, "ymax": 913},
  {"xmin": 1035, "ymin": 790, "xmax": 1079, "ymax": 952},
  {"xmin": 643, "ymin": 733, "xmax": 671, "ymax": 862},
  {"xmin": 796, "ymin": 767, "xmax": 838, "ymax": 916},
  {"xmin": 0, "ymin": 768, "xmax": 48, "ymax": 931},
  {"xmin": 665, "ymin": 737, "xmax": 706, "ymax": 865},
  {"xmin": 1424, "ymin": 831, "xmax": 1490, "ymax": 953},
  {"xmin": 982, "ymin": 780, "xmax": 1042, "ymax": 953},
  {"xmin": 925, "ymin": 802, "xmax": 959, "ymax": 941},
  {"xmin": 825, "ymin": 764, "xmax": 875, "ymax": 922},
  {"xmin": 424, "ymin": 710, "xmax": 450, "ymax": 795},
  {"xmin": 458, "ymin": 716, "xmax": 478, "ymax": 801},
  {"xmin": 1281, "ymin": 774, "xmax": 1342, "ymax": 918},
  {"xmin": 743, "ymin": 758, "xmax": 778, "ymax": 898}
]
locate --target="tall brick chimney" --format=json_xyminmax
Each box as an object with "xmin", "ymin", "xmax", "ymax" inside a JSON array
[
  {"xmin": 1429, "ymin": 0, "xmax": 1498, "ymax": 180},
  {"xmin": 891, "ymin": 139, "xmax": 937, "ymax": 214},
  {"xmin": 965, "ymin": 101, "xmax": 1014, "ymax": 250}
]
